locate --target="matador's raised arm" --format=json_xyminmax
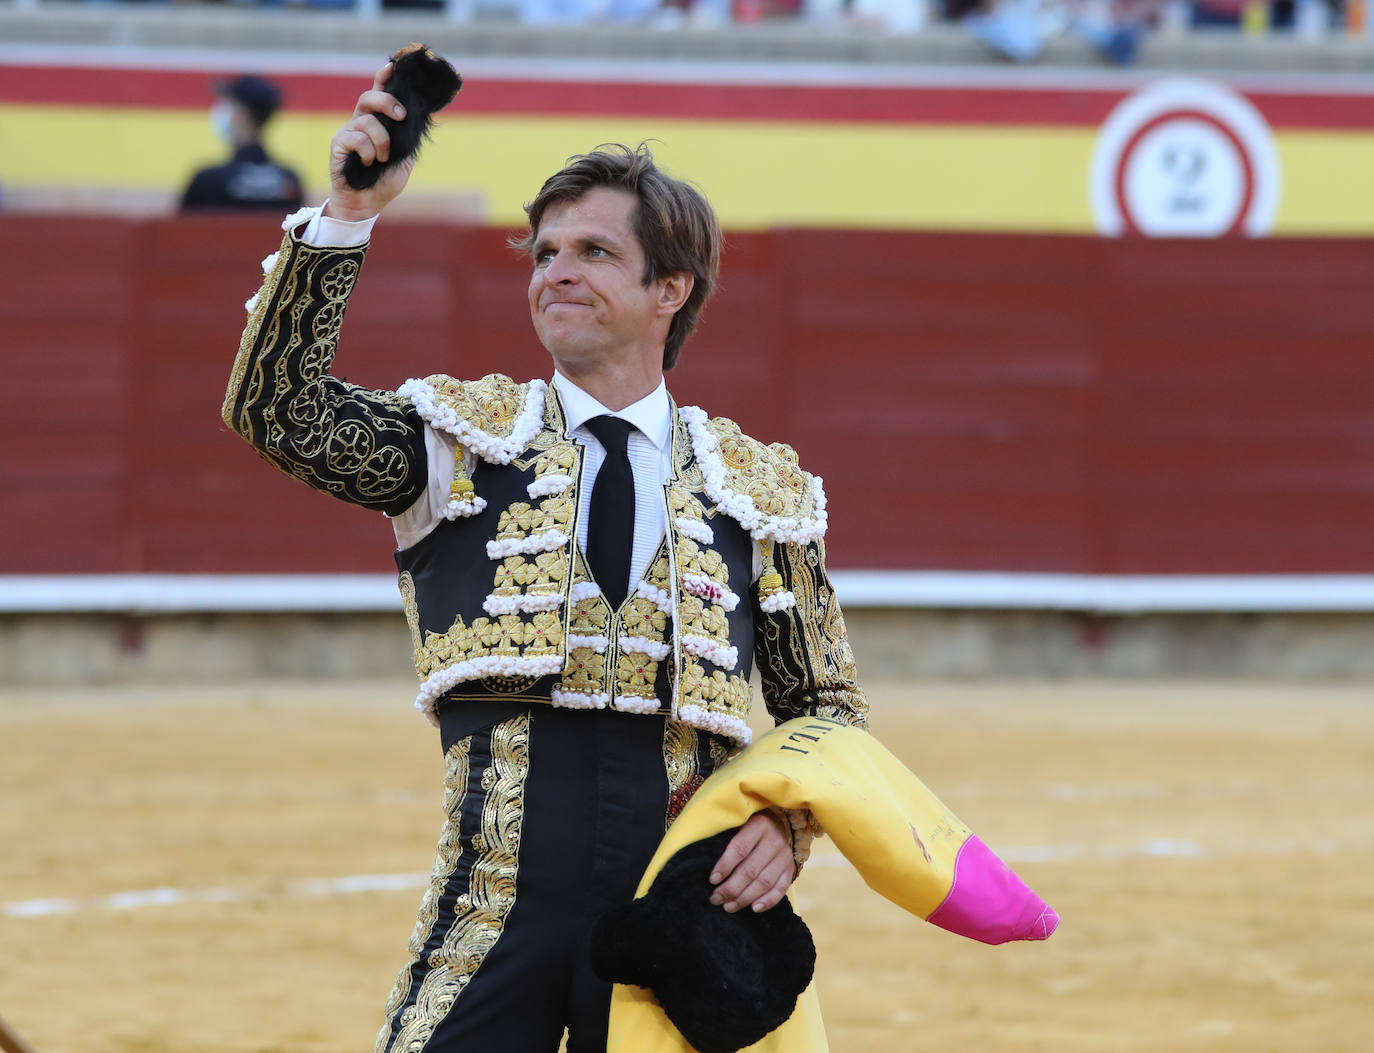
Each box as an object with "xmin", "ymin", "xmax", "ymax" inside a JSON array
[{"xmin": 221, "ymin": 223, "xmax": 427, "ymax": 515}]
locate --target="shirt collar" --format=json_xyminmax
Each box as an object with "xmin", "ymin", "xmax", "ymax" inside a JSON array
[{"xmin": 552, "ymin": 371, "xmax": 672, "ymax": 453}]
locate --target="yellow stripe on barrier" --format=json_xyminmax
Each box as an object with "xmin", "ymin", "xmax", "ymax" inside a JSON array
[{"xmin": 4, "ymin": 104, "xmax": 1373, "ymax": 234}]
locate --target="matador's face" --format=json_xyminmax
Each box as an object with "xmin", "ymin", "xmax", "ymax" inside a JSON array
[{"xmin": 527, "ymin": 186, "xmax": 688, "ymax": 374}]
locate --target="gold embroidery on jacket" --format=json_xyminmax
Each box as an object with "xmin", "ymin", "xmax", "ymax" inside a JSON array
[
  {"xmin": 664, "ymin": 719, "xmax": 736, "ymax": 827},
  {"xmin": 224, "ymin": 233, "xmax": 291, "ymax": 414},
  {"xmin": 372, "ymin": 732, "xmax": 473, "ymax": 1053},
  {"xmin": 560, "ymin": 575, "xmax": 609, "ymax": 693},
  {"xmin": 385, "ymin": 712, "xmax": 530, "ymax": 1052},
  {"xmin": 414, "ymin": 614, "xmax": 567, "ymax": 680},
  {"xmin": 755, "ymin": 540, "xmax": 869, "ymax": 729},
  {"xmin": 670, "ymin": 411, "xmax": 705, "ymax": 491},
  {"xmin": 680, "ymin": 657, "xmax": 751, "ymax": 722},
  {"xmin": 424, "ymin": 374, "xmax": 525, "ymax": 439},
  {"xmin": 523, "ymin": 441, "xmax": 578, "ymax": 477},
  {"xmin": 663, "ymin": 721, "xmax": 699, "ymax": 827},
  {"xmin": 610, "ymin": 540, "xmax": 673, "ymax": 705},
  {"xmin": 707, "ymin": 417, "xmax": 819, "ymax": 523},
  {"xmin": 398, "ymin": 571, "xmax": 423, "ymax": 666}
]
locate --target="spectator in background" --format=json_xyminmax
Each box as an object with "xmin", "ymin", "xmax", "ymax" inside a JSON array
[
  {"xmin": 951, "ymin": 0, "xmax": 1164, "ymax": 63},
  {"xmin": 181, "ymin": 76, "xmax": 304, "ymax": 213}
]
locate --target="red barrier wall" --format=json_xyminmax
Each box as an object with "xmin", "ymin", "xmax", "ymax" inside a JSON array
[{"xmin": 4, "ymin": 215, "xmax": 1372, "ymax": 576}]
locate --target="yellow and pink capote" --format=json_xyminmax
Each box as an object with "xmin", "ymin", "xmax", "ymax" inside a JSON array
[{"xmin": 607, "ymin": 716, "xmax": 1059, "ymax": 1053}]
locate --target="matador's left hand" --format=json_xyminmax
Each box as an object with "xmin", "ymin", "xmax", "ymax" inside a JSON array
[{"xmin": 708, "ymin": 809, "xmax": 794, "ymax": 913}]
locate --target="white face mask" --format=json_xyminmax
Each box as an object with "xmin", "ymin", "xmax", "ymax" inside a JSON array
[{"xmin": 210, "ymin": 100, "xmax": 236, "ymax": 144}]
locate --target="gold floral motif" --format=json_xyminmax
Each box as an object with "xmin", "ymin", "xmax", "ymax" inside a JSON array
[
  {"xmin": 616, "ymin": 652, "xmax": 659, "ymax": 700},
  {"xmin": 679, "ymin": 657, "xmax": 751, "ymax": 725},
  {"xmin": 667, "ymin": 483, "xmax": 710, "ymax": 522},
  {"xmin": 698, "ymin": 604, "xmax": 729, "ymax": 638},
  {"xmin": 696, "ymin": 547, "xmax": 727, "ymax": 581},
  {"xmin": 675, "ymin": 593, "xmax": 702, "ymax": 625},
  {"xmin": 496, "ymin": 502, "xmax": 535, "ymax": 538},
  {"xmin": 648, "ymin": 552, "xmax": 671, "ymax": 584},
  {"xmin": 560, "ymin": 646, "xmax": 607, "ymax": 692},
  {"xmin": 621, "ymin": 597, "xmax": 667, "ymax": 639},
  {"xmin": 490, "ymin": 551, "xmax": 568, "ymax": 598},
  {"xmin": 415, "ymin": 613, "xmax": 563, "ymax": 679},
  {"xmin": 383, "ymin": 712, "xmax": 530, "ymax": 1053},
  {"xmin": 532, "ymin": 495, "xmax": 573, "ymax": 534},
  {"xmin": 494, "ymin": 495, "xmax": 573, "ymax": 542},
  {"xmin": 676, "ymin": 536, "xmax": 700, "ymax": 567},
  {"xmin": 371, "ymin": 733, "xmax": 473, "ymax": 1053},
  {"xmin": 675, "ymin": 591, "xmax": 729, "ymax": 655},
  {"xmin": 528, "ymin": 442, "xmax": 578, "ymax": 477},
  {"xmin": 567, "ymin": 590, "xmax": 608, "ymax": 633},
  {"xmin": 524, "ymin": 612, "xmax": 562, "ymax": 655},
  {"xmin": 489, "ymin": 558, "xmax": 526, "ymax": 596}
]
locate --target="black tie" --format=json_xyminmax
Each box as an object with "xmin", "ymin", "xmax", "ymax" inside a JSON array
[{"xmin": 584, "ymin": 415, "xmax": 636, "ymax": 610}]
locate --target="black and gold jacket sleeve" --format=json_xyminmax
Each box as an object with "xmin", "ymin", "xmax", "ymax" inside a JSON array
[
  {"xmin": 755, "ymin": 537, "xmax": 869, "ymax": 732},
  {"xmin": 221, "ymin": 223, "xmax": 427, "ymax": 515}
]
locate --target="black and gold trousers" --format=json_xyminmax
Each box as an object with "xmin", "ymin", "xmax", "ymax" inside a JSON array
[{"xmin": 372, "ymin": 698, "xmax": 733, "ymax": 1053}]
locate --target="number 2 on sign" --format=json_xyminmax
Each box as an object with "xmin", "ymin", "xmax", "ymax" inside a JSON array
[{"xmin": 1162, "ymin": 144, "xmax": 1207, "ymax": 215}]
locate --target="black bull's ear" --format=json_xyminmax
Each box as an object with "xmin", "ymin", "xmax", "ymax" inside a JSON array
[{"xmin": 340, "ymin": 43, "xmax": 462, "ymax": 191}]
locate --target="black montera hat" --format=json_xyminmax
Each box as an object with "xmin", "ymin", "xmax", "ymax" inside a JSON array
[
  {"xmin": 589, "ymin": 827, "xmax": 816, "ymax": 1053},
  {"xmin": 217, "ymin": 75, "xmax": 282, "ymax": 126}
]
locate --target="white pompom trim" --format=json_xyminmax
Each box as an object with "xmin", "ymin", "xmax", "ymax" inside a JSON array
[
  {"xmin": 569, "ymin": 582, "xmax": 602, "ymax": 603},
  {"xmin": 413, "ymin": 654, "xmax": 565, "ymax": 724},
  {"xmin": 482, "ymin": 592, "xmax": 564, "ymax": 617},
  {"xmin": 674, "ymin": 516, "xmax": 715, "ymax": 545},
  {"xmin": 682, "ymin": 572, "xmax": 739, "ymax": 612},
  {"xmin": 281, "ymin": 205, "xmax": 319, "ymax": 231},
  {"xmin": 261, "ymin": 251, "xmax": 281, "ymax": 274},
  {"xmin": 676, "ymin": 704, "xmax": 753, "ymax": 746},
  {"xmin": 759, "ymin": 591, "xmax": 797, "ymax": 613},
  {"xmin": 527, "ymin": 474, "xmax": 574, "ymax": 499},
  {"xmin": 567, "ymin": 633, "xmax": 609, "ymax": 653},
  {"xmin": 680, "ymin": 405, "xmax": 828, "ymax": 544},
  {"xmin": 612, "ymin": 695, "xmax": 663, "ymax": 714},
  {"xmin": 486, "ymin": 529, "xmax": 569, "ymax": 560},
  {"xmin": 634, "ymin": 580, "xmax": 674, "ymax": 615},
  {"xmin": 398, "ymin": 378, "xmax": 548, "ymax": 466},
  {"xmin": 244, "ymin": 291, "xmax": 260, "ymax": 314},
  {"xmin": 619, "ymin": 636, "xmax": 672, "ymax": 662},
  {"xmin": 551, "ymin": 689, "xmax": 609, "ymax": 710},
  {"xmin": 442, "ymin": 495, "xmax": 487, "ymax": 520},
  {"xmin": 683, "ymin": 634, "xmax": 739, "ymax": 670}
]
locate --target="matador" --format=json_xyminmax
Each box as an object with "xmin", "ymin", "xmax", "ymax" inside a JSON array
[{"xmin": 222, "ymin": 63, "xmax": 869, "ymax": 1052}]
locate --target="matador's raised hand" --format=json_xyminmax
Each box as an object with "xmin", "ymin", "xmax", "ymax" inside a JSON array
[{"xmin": 324, "ymin": 63, "xmax": 415, "ymax": 223}]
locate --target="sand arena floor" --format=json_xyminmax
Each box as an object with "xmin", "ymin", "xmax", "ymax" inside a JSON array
[{"xmin": 1, "ymin": 680, "xmax": 1370, "ymax": 1052}]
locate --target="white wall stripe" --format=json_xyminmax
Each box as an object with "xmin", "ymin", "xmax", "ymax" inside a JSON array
[
  {"xmin": 3, "ymin": 836, "xmax": 1355, "ymax": 918},
  {"xmin": 3, "ymin": 572, "xmax": 1374, "ymax": 614},
  {"xmin": 3, "ymin": 873, "xmax": 431, "ymax": 919}
]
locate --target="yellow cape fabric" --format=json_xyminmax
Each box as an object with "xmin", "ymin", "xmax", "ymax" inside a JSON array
[{"xmin": 606, "ymin": 716, "xmax": 982, "ymax": 1053}]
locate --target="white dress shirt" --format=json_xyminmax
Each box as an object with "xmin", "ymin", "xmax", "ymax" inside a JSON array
[{"xmin": 553, "ymin": 371, "xmax": 673, "ymax": 589}]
